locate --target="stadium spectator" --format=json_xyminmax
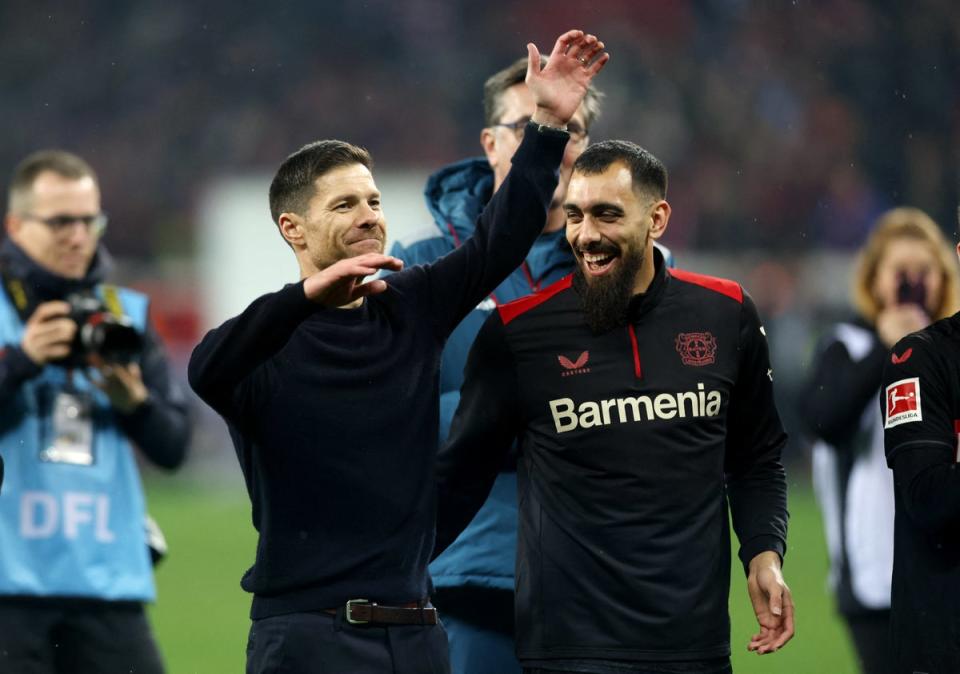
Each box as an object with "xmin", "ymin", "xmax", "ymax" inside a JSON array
[
  {"xmin": 0, "ymin": 150, "xmax": 191, "ymax": 673},
  {"xmin": 436, "ymin": 140, "xmax": 793, "ymax": 674},
  {"xmin": 188, "ymin": 30, "xmax": 608, "ymax": 673},
  {"xmin": 802, "ymin": 207, "xmax": 960, "ymax": 674}
]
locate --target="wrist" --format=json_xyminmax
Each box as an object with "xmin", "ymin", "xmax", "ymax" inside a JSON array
[
  {"xmin": 749, "ymin": 550, "xmax": 782, "ymax": 575},
  {"xmin": 530, "ymin": 108, "xmax": 568, "ymax": 131}
]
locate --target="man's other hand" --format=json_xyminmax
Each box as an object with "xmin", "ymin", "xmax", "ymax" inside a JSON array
[
  {"xmin": 746, "ymin": 550, "xmax": 795, "ymax": 655},
  {"xmin": 303, "ymin": 253, "xmax": 403, "ymax": 308},
  {"xmin": 88, "ymin": 354, "xmax": 150, "ymax": 414},
  {"xmin": 21, "ymin": 300, "xmax": 76, "ymax": 365}
]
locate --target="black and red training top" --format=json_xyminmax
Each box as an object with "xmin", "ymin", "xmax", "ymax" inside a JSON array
[{"xmin": 436, "ymin": 248, "xmax": 789, "ymax": 664}]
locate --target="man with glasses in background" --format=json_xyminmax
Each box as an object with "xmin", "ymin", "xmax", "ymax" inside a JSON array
[
  {"xmin": 0, "ymin": 150, "xmax": 190, "ymax": 673},
  {"xmin": 391, "ymin": 57, "xmax": 672, "ymax": 674}
]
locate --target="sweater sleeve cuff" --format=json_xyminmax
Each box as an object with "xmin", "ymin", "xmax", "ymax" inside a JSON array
[
  {"xmin": 2, "ymin": 346, "xmax": 42, "ymax": 383},
  {"xmin": 511, "ymin": 122, "xmax": 569, "ymax": 173},
  {"xmin": 738, "ymin": 535, "xmax": 787, "ymax": 576}
]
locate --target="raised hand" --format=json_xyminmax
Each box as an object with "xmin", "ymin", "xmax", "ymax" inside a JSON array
[
  {"xmin": 746, "ymin": 551, "xmax": 795, "ymax": 655},
  {"xmin": 302, "ymin": 253, "xmax": 403, "ymax": 308},
  {"xmin": 526, "ymin": 29, "xmax": 610, "ymax": 128}
]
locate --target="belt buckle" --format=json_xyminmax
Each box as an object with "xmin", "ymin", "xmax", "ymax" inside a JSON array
[{"xmin": 345, "ymin": 598, "xmax": 372, "ymax": 625}]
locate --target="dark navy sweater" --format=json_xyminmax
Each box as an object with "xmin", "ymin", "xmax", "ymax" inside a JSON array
[{"xmin": 188, "ymin": 124, "xmax": 567, "ymax": 619}]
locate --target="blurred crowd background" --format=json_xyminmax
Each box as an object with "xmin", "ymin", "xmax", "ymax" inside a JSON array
[
  {"xmin": 2, "ymin": 0, "xmax": 957, "ymax": 469},
  {"xmin": 2, "ymin": 1, "xmax": 958, "ymax": 670}
]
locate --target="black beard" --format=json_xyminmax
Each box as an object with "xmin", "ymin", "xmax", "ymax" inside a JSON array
[{"xmin": 573, "ymin": 248, "xmax": 644, "ymax": 334}]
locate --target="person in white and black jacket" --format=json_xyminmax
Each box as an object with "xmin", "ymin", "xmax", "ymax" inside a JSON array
[
  {"xmin": 802, "ymin": 207, "xmax": 960, "ymax": 674},
  {"xmin": 436, "ymin": 140, "xmax": 793, "ymax": 674}
]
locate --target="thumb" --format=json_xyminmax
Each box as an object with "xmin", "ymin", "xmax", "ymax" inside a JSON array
[
  {"xmin": 526, "ymin": 43, "xmax": 540, "ymax": 81},
  {"xmin": 768, "ymin": 584, "xmax": 783, "ymax": 617}
]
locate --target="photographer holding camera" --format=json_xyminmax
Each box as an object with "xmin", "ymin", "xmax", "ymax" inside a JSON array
[
  {"xmin": 0, "ymin": 150, "xmax": 190, "ymax": 673},
  {"xmin": 801, "ymin": 207, "xmax": 960, "ymax": 674}
]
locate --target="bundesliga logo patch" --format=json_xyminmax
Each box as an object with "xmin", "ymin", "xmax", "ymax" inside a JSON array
[{"xmin": 885, "ymin": 377, "xmax": 922, "ymax": 428}]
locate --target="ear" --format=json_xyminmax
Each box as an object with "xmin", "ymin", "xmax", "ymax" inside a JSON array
[
  {"xmin": 480, "ymin": 128, "xmax": 498, "ymax": 169},
  {"xmin": 5, "ymin": 213, "xmax": 21, "ymax": 239},
  {"xmin": 278, "ymin": 212, "xmax": 305, "ymax": 248},
  {"xmin": 649, "ymin": 200, "xmax": 671, "ymax": 241},
  {"xmin": 956, "ymin": 241, "xmax": 960, "ymax": 261}
]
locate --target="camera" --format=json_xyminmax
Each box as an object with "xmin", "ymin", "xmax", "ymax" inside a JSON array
[
  {"xmin": 63, "ymin": 292, "xmax": 143, "ymax": 366},
  {"xmin": 896, "ymin": 272, "xmax": 927, "ymax": 308}
]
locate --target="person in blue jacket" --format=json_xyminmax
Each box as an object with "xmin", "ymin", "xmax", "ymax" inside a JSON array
[
  {"xmin": 391, "ymin": 58, "xmax": 671, "ymax": 674},
  {"xmin": 0, "ymin": 150, "xmax": 190, "ymax": 673}
]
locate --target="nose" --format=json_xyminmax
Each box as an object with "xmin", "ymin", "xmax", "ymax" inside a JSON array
[
  {"xmin": 356, "ymin": 201, "xmax": 383, "ymax": 229},
  {"xmin": 574, "ymin": 215, "xmax": 602, "ymax": 246},
  {"xmin": 63, "ymin": 220, "xmax": 95, "ymax": 245}
]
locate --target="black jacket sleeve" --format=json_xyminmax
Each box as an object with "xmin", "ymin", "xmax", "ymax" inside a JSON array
[
  {"xmin": 882, "ymin": 332, "xmax": 959, "ymax": 534},
  {"xmin": 188, "ymin": 282, "xmax": 318, "ymax": 421},
  {"xmin": 434, "ymin": 313, "xmax": 522, "ymax": 557},
  {"xmin": 725, "ymin": 293, "xmax": 789, "ymax": 574},
  {"xmin": 390, "ymin": 124, "xmax": 568, "ymax": 339},
  {"xmin": 114, "ymin": 323, "xmax": 191, "ymax": 470},
  {"xmin": 800, "ymin": 325, "xmax": 886, "ymax": 445},
  {"xmin": 0, "ymin": 345, "xmax": 42, "ymax": 405}
]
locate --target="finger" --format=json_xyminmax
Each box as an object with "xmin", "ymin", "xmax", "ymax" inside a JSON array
[
  {"xmin": 554, "ymin": 29, "xmax": 584, "ymax": 56},
  {"xmin": 579, "ymin": 39, "xmax": 605, "ymax": 65},
  {"xmin": 772, "ymin": 592, "xmax": 796, "ymax": 649},
  {"xmin": 353, "ymin": 279, "xmax": 388, "ymax": 297},
  {"xmin": 30, "ymin": 301, "xmax": 71, "ymax": 322},
  {"xmin": 588, "ymin": 51, "xmax": 611, "ymax": 76},
  {"xmin": 32, "ymin": 317, "xmax": 76, "ymax": 338},
  {"xmin": 526, "ymin": 43, "xmax": 540, "ymax": 80},
  {"xmin": 41, "ymin": 344, "xmax": 72, "ymax": 360},
  {"xmin": 350, "ymin": 253, "xmax": 404, "ymax": 270},
  {"xmin": 767, "ymin": 584, "xmax": 783, "ymax": 617}
]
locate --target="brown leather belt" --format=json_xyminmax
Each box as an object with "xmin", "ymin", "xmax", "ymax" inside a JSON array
[{"xmin": 324, "ymin": 598, "xmax": 438, "ymax": 626}]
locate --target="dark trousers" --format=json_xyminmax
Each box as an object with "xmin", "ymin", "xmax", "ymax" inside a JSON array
[
  {"xmin": 0, "ymin": 598, "xmax": 165, "ymax": 674},
  {"xmin": 247, "ymin": 608, "xmax": 450, "ymax": 674},
  {"xmin": 845, "ymin": 610, "xmax": 894, "ymax": 674}
]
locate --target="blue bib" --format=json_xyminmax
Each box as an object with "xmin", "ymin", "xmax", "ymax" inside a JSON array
[{"xmin": 0, "ymin": 287, "xmax": 155, "ymax": 601}]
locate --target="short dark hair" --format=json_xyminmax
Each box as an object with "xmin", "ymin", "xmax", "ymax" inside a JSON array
[
  {"xmin": 572, "ymin": 140, "xmax": 668, "ymax": 199},
  {"xmin": 483, "ymin": 57, "xmax": 603, "ymax": 128},
  {"xmin": 268, "ymin": 140, "xmax": 372, "ymax": 225},
  {"xmin": 7, "ymin": 150, "xmax": 97, "ymax": 213}
]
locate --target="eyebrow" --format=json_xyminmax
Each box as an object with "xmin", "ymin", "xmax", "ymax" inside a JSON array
[
  {"xmin": 563, "ymin": 201, "xmax": 624, "ymax": 215},
  {"xmin": 327, "ymin": 191, "xmax": 381, "ymax": 205}
]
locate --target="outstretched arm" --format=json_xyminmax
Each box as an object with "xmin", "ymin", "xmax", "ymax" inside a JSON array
[{"xmin": 407, "ymin": 30, "xmax": 610, "ymax": 336}]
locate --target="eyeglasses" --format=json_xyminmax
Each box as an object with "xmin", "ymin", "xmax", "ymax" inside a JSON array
[
  {"xmin": 494, "ymin": 117, "xmax": 589, "ymax": 143},
  {"xmin": 21, "ymin": 212, "xmax": 108, "ymax": 236}
]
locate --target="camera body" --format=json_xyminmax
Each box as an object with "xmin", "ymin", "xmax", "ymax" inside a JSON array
[{"xmin": 63, "ymin": 292, "xmax": 143, "ymax": 367}]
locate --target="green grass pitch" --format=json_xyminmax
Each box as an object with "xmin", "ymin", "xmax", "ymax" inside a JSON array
[{"xmin": 146, "ymin": 480, "xmax": 858, "ymax": 673}]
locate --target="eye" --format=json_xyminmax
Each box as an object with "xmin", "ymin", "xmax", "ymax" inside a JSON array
[
  {"xmin": 598, "ymin": 210, "xmax": 620, "ymax": 222},
  {"xmin": 565, "ymin": 211, "xmax": 582, "ymax": 223},
  {"xmin": 335, "ymin": 202, "xmax": 351, "ymax": 211},
  {"xmin": 369, "ymin": 199, "xmax": 381, "ymax": 209}
]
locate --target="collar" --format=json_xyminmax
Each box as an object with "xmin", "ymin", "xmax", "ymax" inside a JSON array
[
  {"xmin": 0, "ymin": 238, "xmax": 109, "ymax": 313},
  {"xmin": 626, "ymin": 246, "xmax": 668, "ymax": 322}
]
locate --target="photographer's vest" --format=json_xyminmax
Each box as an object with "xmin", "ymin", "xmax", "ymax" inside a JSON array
[{"xmin": 0, "ymin": 285, "xmax": 155, "ymax": 602}]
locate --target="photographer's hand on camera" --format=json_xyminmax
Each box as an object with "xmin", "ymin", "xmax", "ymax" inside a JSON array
[
  {"xmin": 876, "ymin": 304, "xmax": 930, "ymax": 348},
  {"xmin": 88, "ymin": 353, "xmax": 149, "ymax": 414},
  {"xmin": 21, "ymin": 300, "xmax": 77, "ymax": 366}
]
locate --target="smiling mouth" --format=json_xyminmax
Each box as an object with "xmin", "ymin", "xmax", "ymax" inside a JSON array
[{"xmin": 580, "ymin": 249, "xmax": 619, "ymax": 275}]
